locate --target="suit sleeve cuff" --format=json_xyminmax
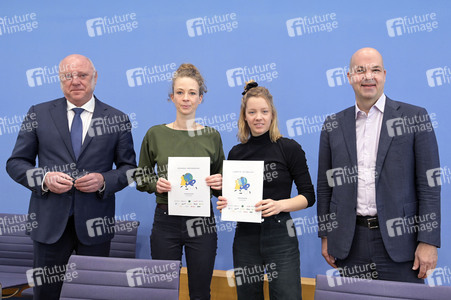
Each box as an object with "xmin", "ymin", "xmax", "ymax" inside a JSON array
[
  {"xmin": 98, "ymin": 181, "xmax": 106, "ymax": 192},
  {"xmin": 41, "ymin": 172, "xmax": 50, "ymax": 193}
]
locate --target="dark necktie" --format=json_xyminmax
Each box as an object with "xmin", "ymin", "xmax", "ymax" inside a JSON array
[{"xmin": 71, "ymin": 108, "xmax": 84, "ymax": 159}]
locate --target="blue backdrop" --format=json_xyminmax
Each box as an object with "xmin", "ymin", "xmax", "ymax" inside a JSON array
[{"xmin": 1, "ymin": 0, "xmax": 450, "ymax": 283}]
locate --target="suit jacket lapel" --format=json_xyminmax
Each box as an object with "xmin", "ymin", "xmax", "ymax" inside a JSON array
[
  {"xmin": 49, "ymin": 98, "xmax": 76, "ymax": 160},
  {"xmin": 375, "ymin": 97, "xmax": 401, "ymax": 185},
  {"xmin": 341, "ymin": 107, "xmax": 358, "ymax": 168},
  {"xmin": 79, "ymin": 97, "xmax": 108, "ymax": 159}
]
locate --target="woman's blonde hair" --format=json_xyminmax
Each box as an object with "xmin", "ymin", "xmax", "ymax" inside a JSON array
[{"xmin": 237, "ymin": 81, "xmax": 282, "ymax": 143}]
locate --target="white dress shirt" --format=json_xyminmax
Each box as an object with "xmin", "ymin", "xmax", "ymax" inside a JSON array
[
  {"xmin": 355, "ymin": 94, "xmax": 386, "ymax": 216},
  {"xmin": 67, "ymin": 96, "xmax": 95, "ymax": 144}
]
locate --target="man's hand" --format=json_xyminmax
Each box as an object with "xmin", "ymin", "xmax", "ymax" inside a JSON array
[
  {"xmin": 321, "ymin": 237, "xmax": 337, "ymax": 268},
  {"xmin": 74, "ymin": 173, "xmax": 104, "ymax": 193},
  {"xmin": 413, "ymin": 242, "xmax": 438, "ymax": 279},
  {"xmin": 44, "ymin": 172, "xmax": 73, "ymax": 194}
]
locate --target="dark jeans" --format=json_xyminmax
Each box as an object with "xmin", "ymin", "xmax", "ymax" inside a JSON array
[
  {"xmin": 151, "ymin": 206, "xmax": 218, "ymax": 300},
  {"xmin": 33, "ymin": 216, "xmax": 111, "ymax": 300},
  {"xmin": 233, "ymin": 213, "xmax": 302, "ymax": 300},
  {"xmin": 335, "ymin": 224, "xmax": 424, "ymax": 283}
]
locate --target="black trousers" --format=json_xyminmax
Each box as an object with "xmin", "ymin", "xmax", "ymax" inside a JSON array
[
  {"xmin": 233, "ymin": 213, "xmax": 302, "ymax": 300},
  {"xmin": 32, "ymin": 216, "xmax": 111, "ymax": 300},
  {"xmin": 150, "ymin": 206, "xmax": 218, "ymax": 300}
]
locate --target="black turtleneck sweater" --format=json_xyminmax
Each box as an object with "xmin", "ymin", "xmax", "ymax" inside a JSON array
[{"xmin": 228, "ymin": 131, "xmax": 315, "ymax": 207}]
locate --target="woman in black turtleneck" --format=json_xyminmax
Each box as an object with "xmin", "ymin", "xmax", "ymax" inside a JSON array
[{"xmin": 217, "ymin": 81, "xmax": 315, "ymax": 300}]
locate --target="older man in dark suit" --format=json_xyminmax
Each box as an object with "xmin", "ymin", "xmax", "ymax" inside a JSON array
[
  {"xmin": 7, "ymin": 54, "xmax": 136, "ymax": 299},
  {"xmin": 317, "ymin": 47, "xmax": 440, "ymax": 283}
]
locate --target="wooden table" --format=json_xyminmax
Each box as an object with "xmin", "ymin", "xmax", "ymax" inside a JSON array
[{"xmin": 0, "ymin": 273, "xmax": 29, "ymax": 298}]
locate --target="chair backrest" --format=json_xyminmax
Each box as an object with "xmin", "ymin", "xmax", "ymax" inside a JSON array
[
  {"xmin": 0, "ymin": 214, "xmax": 140, "ymax": 271},
  {"xmin": 315, "ymin": 274, "xmax": 451, "ymax": 300},
  {"xmin": 0, "ymin": 213, "xmax": 34, "ymax": 274},
  {"xmin": 109, "ymin": 220, "xmax": 140, "ymax": 258},
  {"xmin": 60, "ymin": 255, "xmax": 181, "ymax": 300},
  {"xmin": 20, "ymin": 218, "xmax": 141, "ymax": 299}
]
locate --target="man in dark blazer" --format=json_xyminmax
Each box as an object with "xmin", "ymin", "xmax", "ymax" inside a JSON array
[
  {"xmin": 317, "ymin": 47, "xmax": 440, "ymax": 283},
  {"xmin": 6, "ymin": 54, "xmax": 136, "ymax": 299}
]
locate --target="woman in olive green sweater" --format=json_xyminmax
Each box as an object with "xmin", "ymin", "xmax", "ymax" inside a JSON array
[{"xmin": 136, "ymin": 63, "xmax": 225, "ymax": 300}]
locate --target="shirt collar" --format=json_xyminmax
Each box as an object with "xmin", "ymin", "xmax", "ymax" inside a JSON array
[
  {"xmin": 66, "ymin": 95, "xmax": 95, "ymax": 113},
  {"xmin": 355, "ymin": 93, "xmax": 386, "ymax": 119}
]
